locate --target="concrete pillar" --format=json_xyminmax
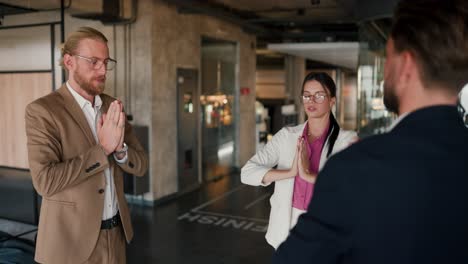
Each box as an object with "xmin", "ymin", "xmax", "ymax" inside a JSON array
[
  {"xmin": 152, "ymin": 0, "xmax": 256, "ymax": 199},
  {"xmin": 284, "ymin": 55, "xmax": 306, "ymax": 123}
]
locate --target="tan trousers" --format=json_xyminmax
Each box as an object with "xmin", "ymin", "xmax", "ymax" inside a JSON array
[{"xmin": 83, "ymin": 225, "xmax": 126, "ymax": 264}]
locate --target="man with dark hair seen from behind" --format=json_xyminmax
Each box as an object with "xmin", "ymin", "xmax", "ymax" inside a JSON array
[
  {"xmin": 25, "ymin": 27, "xmax": 148, "ymax": 264},
  {"xmin": 273, "ymin": 0, "xmax": 468, "ymax": 263}
]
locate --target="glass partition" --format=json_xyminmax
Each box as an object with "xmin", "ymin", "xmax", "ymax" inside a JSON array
[
  {"xmin": 201, "ymin": 37, "xmax": 238, "ymax": 181},
  {"xmin": 357, "ymin": 19, "xmax": 396, "ymax": 138}
]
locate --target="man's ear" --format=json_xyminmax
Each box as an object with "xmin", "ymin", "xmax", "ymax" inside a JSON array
[
  {"xmin": 398, "ymin": 51, "xmax": 418, "ymax": 88},
  {"xmin": 63, "ymin": 54, "xmax": 74, "ymax": 72}
]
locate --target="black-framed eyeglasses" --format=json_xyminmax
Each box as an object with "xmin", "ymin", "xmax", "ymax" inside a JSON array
[
  {"xmin": 73, "ymin": 54, "xmax": 117, "ymax": 71},
  {"xmin": 302, "ymin": 91, "xmax": 328, "ymax": 104}
]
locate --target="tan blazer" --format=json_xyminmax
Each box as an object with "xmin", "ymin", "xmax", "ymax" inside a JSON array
[{"xmin": 25, "ymin": 85, "xmax": 149, "ymax": 264}]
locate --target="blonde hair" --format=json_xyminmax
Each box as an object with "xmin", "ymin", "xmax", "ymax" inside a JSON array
[{"xmin": 59, "ymin": 27, "xmax": 108, "ymax": 69}]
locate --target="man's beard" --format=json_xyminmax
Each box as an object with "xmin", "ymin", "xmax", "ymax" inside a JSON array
[
  {"xmin": 383, "ymin": 79, "xmax": 400, "ymax": 115},
  {"xmin": 74, "ymin": 69, "xmax": 105, "ymax": 96}
]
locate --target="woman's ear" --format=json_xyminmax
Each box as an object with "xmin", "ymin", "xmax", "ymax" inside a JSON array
[{"xmin": 329, "ymin": 97, "xmax": 336, "ymax": 108}]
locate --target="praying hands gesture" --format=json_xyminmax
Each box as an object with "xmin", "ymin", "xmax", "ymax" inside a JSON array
[
  {"xmin": 97, "ymin": 100, "xmax": 126, "ymax": 156},
  {"xmin": 260, "ymin": 136, "xmax": 319, "ymax": 185},
  {"xmin": 297, "ymin": 137, "xmax": 317, "ymax": 183}
]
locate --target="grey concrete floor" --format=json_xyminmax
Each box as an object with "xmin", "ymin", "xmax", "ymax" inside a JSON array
[
  {"xmin": 0, "ymin": 168, "xmax": 275, "ymax": 264},
  {"xmin": 127, "ymin": 174, "xmax": 275, "ymax": 264}
]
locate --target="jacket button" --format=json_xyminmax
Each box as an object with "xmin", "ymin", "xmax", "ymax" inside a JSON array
[{"xmin": 98, "ymin": 189, "xmax": 104, "ymax": 194}]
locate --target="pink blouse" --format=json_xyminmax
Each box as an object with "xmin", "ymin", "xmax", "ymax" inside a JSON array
[{"xmin": 292, "ymin": 122, "xmax": 329, "ymax": 210}]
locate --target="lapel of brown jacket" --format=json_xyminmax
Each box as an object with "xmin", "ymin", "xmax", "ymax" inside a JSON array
[{"xmin": 57, "ymin": 84, "xmax": 97, "ymax": 146}]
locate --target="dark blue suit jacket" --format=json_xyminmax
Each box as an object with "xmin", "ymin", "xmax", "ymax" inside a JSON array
[{"xmin": 273, "ymin": 105, "xmax": 468, "ymax": 264}]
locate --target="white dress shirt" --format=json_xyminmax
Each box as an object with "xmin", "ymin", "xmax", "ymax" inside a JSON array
[{"xmin": 66, "ymin": 82, "xmax": 127, "ymax": 220}]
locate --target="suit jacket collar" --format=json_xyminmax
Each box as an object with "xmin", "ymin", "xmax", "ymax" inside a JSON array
[
  {"xmin": 387, "ymin": 112, "xmax": 409, "ymax": 132},
  {"xmin": 65, "ymin": 82, "xmax": 103, "ymax": 110},
  {"xmin": 56, "ymin": 84, "xmax": 108, "ymax": 146},
  {"xmin": 289, "ymin": 120, "xmax": 336, "ymax": 157},
  {"xmin": 391, "ymin": 105, "xmax": 463, "ymax": 134}
]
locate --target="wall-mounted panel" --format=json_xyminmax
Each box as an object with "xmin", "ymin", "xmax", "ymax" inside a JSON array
[
  {"xmin": 256, "ymin": 70, "xmax": 285, "ymax": 99},
  {"xmin": 0, "ymin": 73, "xmax": 52, "ymax": 169},
  {"xmin": 0, "ymin": 26, "xmax": 51, "ymax": 71}
]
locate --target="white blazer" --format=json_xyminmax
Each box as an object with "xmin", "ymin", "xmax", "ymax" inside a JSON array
[{"xmin": 241, "ymin": 122, "xmax": 357, "ymax": 249}]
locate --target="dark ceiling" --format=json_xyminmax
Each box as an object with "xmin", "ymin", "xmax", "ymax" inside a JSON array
[
  {"xmin": 0, "ymin": 0, "xmax": 395, "ymax": 69},
  {"xmin": 0, "ymin": 0, "xmax": 396, "ymax": 44},
  {"xmin": 163, "ymin": 0, "xmax": 395, "ymax": 68},
  {"xmin": 163, "ymin": 0, "xmax": 397, "ymax": 47},
  {"xmin": 0, "ymin": 0, "xmax": 395, "ymax": 64},
  {"xmin": 164, "ymin": 0, "xmax": 359, "ymax": 46}
]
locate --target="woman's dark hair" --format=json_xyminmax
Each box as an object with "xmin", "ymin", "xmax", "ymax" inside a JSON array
[
  {"xmin": 301, "ymin": 72, "xmax": 336, "ymax": 97},
  {"xmin": 301, "ymin": 72, "xmax": 339, "ymax": 157}
]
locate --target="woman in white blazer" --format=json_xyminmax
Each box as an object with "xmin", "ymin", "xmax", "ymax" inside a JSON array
[{"xmin": 241, "ymin": 72, "xmax": 357, "ymax": 249}]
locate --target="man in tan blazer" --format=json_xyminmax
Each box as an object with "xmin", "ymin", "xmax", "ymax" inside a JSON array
[{"xmin": 25, "ymin": 27, "xmax": 148, "ymax": 264}]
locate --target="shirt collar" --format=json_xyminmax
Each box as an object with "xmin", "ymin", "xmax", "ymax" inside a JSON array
[
  {"xmin": 302, "ymin": 120, "xmax": 330, "ymax": 141},
  {"xmin": 387, "ymin": 112, "xmax": 409, "ymax": 132},
  {"xmin": 66, "ymin": 81, "xmax": 102, "ymax": 110}
]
